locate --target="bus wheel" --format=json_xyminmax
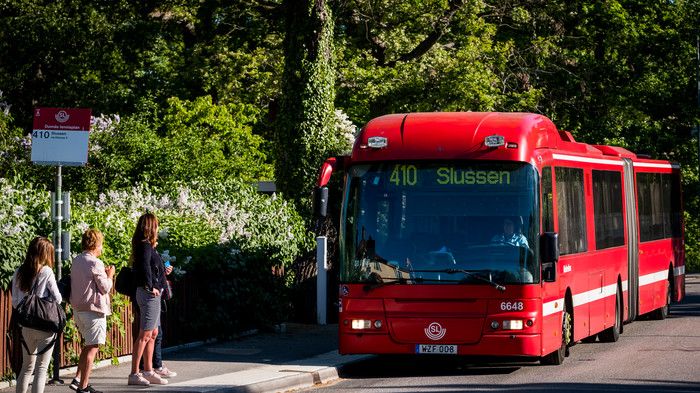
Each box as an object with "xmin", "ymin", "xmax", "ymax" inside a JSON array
[
  {"xmin": 599, "ymin": 290, "xmax": 621, "ymax": 343},
  {"xmin": 541, "ymin": 309, "xmax": 571, "ymax": 365},
  {"xmin": 651, "ymin": 280, "xmax": 671, "ymax": 320}
]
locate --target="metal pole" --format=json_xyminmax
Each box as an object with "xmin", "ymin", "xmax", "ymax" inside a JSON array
[
  {"xmin": 49, "ymin": 165, "xmax": 64, "ymax": 385},
  {"xmin": 55, "ymin": 165, "xmax": 62, "ymax": 280},
  {"xmin": 316, "ymin": 236, "xmax": 327, "ymax": 325}
]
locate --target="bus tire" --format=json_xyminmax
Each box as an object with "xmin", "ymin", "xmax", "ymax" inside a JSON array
[
  {"xmin": 650, "ymin": 279, "xmax": 671, "ymax": 320},
  {"xmin": 541, "ymin": 308, "xmax": 571, "ymax": 365},
  {"xmin": 599, "ymin": 289, "xmax": 621, "ymax": 343}
]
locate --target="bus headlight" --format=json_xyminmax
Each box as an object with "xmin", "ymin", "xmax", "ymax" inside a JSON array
[
  {"xmin": 502, "ymin": 320, "xmax": 524, "ymax": 330},
  {"xmin": 351, "ymin": 319, "xmax": 372, "ymax": 330}
]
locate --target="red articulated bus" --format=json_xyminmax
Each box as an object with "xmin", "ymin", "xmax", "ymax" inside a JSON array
[{"xmin": 315, "ymin": 112, "xmax": 685, "ymax": 365}]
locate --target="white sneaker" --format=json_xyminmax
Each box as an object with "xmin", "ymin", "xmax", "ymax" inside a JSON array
[
  {"xmin": 143, "ymin": 371, "xmax": 168, "ymax": 385},
  {"xmin": 128, "ymin": 373, "xmax": 150, "ymax": 386},
  {"xmin": 155, "ymin": 365, "xmax": 177, "ymax": 378}
]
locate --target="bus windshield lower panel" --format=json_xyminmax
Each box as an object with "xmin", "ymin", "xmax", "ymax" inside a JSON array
[{"xmin": 340, "ymin": 161, "xmax": 540, "ymax": 285}]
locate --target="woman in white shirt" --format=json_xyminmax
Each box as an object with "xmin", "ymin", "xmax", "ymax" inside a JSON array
[{"xmin": 11, "ymin": 237, "xmax": 62, "ymax": 393}]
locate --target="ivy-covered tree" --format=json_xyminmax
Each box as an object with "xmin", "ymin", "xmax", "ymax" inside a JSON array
[{"xmin": 275, "ymin": 0, "xmax": 341, "ymax": 211}]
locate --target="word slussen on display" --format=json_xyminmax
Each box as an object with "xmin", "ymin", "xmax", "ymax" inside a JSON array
[{"xmin": 389, "ymin": 165, "xmax": 512, "ymax": 186}]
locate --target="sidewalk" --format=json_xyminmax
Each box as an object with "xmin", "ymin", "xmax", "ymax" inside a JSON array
[{"xmin": 1, "ymin": 323, "xmax": 368, "ymax": 393}]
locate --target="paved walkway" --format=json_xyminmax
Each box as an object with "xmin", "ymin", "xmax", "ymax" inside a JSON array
[{"xmin": 1, "ymin": 323, "xmax": 367, "ymax": 393}]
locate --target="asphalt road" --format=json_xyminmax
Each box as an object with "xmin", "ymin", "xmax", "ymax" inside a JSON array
[{"xmin": 305, "ymin": 274, "xmax": 700, "ymax": 393}]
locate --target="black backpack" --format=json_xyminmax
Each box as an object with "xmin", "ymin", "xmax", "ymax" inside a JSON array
[{"xmin": 115, "ymin": 267, "xmax": 136, "ymax": 297}]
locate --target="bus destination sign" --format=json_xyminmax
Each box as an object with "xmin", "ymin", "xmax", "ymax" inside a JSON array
[{"xmin": 389, "ymin": 164, "xmax": 514, "ymax": 187}]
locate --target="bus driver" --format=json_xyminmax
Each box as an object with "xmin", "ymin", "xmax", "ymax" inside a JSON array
[
  {"xmin": 491, "ymin": 217, "xmax": 529, "ymax": 248},
  {"xmin": 491, "ymin": 217, "xmax": 533, "ymax": 283}
]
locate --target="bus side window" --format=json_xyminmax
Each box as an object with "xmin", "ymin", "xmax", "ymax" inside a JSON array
[
  {"xmin": 555, "ymin": 167, "xmax": 587, "ymax": 255},
  {"xmin": 542, "ymin": 167, "xmax": 554, "ymax": 233}
]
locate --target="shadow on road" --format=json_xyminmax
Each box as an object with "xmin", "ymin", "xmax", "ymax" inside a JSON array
[
  {"xmin": 339, "ymin": 355, "xmax": 531, "ymax": 378},
  {"xmin": 669, "ymin": 292, "xmax": 700, "ymax": 317}
]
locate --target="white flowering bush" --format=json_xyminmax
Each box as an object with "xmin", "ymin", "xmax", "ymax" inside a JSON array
[
  {"xmin": 0, "ymin": 177, "xmax": 52, "ymax": 287},
  {"xmin": 334, "ymin": 109, "xmax": 357, "ymax": 155},
  {"xmin": 61, "ymin": 181, "xmax": 311, "ymax": 270}
]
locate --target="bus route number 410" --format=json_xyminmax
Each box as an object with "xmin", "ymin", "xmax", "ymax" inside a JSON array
[{"xmin": 416, "ymin": 344, "xmax": 458, "ymax": 354}]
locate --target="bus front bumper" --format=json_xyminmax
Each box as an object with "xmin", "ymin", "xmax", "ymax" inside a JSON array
[{"xmin": 339, "ymin": 332, "xmax": 542, "ymax": 357}]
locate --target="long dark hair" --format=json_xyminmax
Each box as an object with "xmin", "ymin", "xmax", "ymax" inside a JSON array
[
  {"xmin": 17, "ymin": 237, "xmax": 54, "ymax": 292},
  {"xmin": 130, "ymin": 213, "xmax": 159, "ymax": 265}
]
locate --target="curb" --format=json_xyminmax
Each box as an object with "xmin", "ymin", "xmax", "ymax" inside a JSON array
[
  {"xmin": 230, "ymin": 354, "xmax": 369, "ymax": 393},
  {"xmin": 169, "ymin": 353, "xmax": 371, "ymax": 393}
]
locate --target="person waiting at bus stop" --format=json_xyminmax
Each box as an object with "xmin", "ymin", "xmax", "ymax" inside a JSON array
[
  {"xmin": 491, "ymin": 217, "xmax": 529, "ymax": 248},
  {"xmin": 69, "ymin": 228, "xmax": 114, "ymax": 393}
]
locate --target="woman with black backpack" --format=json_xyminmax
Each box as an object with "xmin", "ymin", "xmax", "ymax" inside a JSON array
[{"xmin": 10, "ymin": 237, "xmax": 62, "ymax": 393}]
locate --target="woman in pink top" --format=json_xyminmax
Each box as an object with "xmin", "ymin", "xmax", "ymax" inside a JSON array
[{"xmin": 69, "ymin": 229, "xmax": 115, "ymax": 393}]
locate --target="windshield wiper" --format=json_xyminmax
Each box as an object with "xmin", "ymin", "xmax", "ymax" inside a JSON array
[
  {"xmin": 446, "ymin": 268, "xmax": 506, "ymax": 291},
  {"xmin": 409, "ymin": 269, "xmax": 506, "ymax": 291}
]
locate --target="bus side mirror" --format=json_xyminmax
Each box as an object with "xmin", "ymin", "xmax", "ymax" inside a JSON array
[
  {"xmin": 313, "ymin": 186, "xmax": 329, "ymax": 217},
  {"xmin": 540, "ymin": 232, "xmax": 559, "ymax": 282}
]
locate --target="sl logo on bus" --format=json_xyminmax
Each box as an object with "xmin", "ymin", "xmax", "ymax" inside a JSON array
[{"xmin": 424, "ymin": 322, "xmax": 446, "ymax": 341}]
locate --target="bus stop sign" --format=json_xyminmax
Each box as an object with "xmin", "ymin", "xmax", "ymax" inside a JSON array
[{"xmin": 31, "ymin": 107, "xmax": 91, "ymax": 166}]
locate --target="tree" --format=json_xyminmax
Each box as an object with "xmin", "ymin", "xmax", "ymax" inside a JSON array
[{"xmin": 275, "ymin": 0, "xmax": 340, "ymax": 211}]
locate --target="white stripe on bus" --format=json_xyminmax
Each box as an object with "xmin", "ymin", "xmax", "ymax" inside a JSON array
[
  {"xmin": 572, "ymin": 282, "xmax": 619, "ymax": 308},
  {"xmin": 542, "ymin": 266, "xmax": 685, "ymax": 317},
  {"xmin": 552, "ymin": 154, "xmax": 623, "ymax": 166},
  {"xmin": 639, "ymin": 270, "xmax": 670, "ymax": 286}
]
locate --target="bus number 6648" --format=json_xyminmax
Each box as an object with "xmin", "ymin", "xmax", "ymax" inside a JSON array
[{"xmin": 500, "ymin": 301, "xmax": 524, "ymax": 311}]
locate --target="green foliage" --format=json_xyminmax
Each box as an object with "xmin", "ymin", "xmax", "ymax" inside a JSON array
[
  {"xmin": 58, "ymin": 97, "xmax": 272, "ymax": 193},
  {"xmin": 0, "ymin": 0, "xmax": 285, "ymax": 131},
  {"xmin": 158, "ymin": 97, "xmax": 271, "ymax": 183},
  {"xmin": 276, "ymin": 0, "xmax": 343, "ymax": 212}
]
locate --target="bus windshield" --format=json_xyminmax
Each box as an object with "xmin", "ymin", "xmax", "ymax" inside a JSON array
[{"xmin": 340, "ymin": 161, "xmax": 540, "ymax": 286}]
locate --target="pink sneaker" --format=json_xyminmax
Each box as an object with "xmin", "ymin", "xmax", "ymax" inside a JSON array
[
  {"xmin": 128, "ymin": 373, "xmax": 150, "ymax": 386},
  {"xmin": 155, "ymin": 365, "xmax": 177, "ymax": 378},
  {"xmin": 143, "ymin": 371, "xmax": 168, "ymax": 385}
]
